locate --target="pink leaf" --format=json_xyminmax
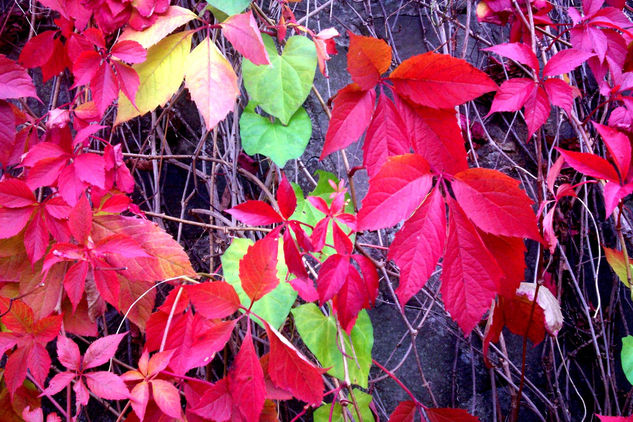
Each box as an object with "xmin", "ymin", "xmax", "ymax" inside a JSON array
[
  {"xmin": 56, "ymin": 336, "xmax": 81, "ymax": 371},
  {"xmin": 0, "ymin": 55, "xmax": 38, "ymax": 100},
  {"xmin": 543, "ymin": 78, "xmax": 578, "ymax": 114},
  {"xmin": 488, "ymin": 78, "xmax": 536, "ymax": 114},
  {"xmin": 593, "ymin": 121, "xmax": 631, "ymax": 179},
  {"xmin": 130, "ymin": 381, "xmax": 150, "ymax": 421},
  {"xmin": 317, "ymin": 254, "xmax": 350, "ymax": 304},
  {"xmin": 19, "ymin": 31, "xmax": 57, "ymax": 68},
  {"xmin": 40, "ymin": 371, "xmax": 76, "ymax": 396},
  {"xmin": 83, "ymin": 333, "xmax": 127, "ymax": 369},
  {"xmin": 85, "ymin": 371, "xmax": 129, "ymax": 400},
  {"xmin": 484, "ymin": 42, "xmax": 539, "ymax": 71},
  {"xmin": 111, "ymin": 40, "xmax": 147, "ymax": 63},
  {"xmin": 557, "ymin": 148, "xmax": 620, "ymax": 181},
  {"xmin": 543, "ymin": 48, "xmax": 595, "ymax": 76},
  {"xmin": 221, "ymin": 11, "xmax": 270, "ymax": 65}
]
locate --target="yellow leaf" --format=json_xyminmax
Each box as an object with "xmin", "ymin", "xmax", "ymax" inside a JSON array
[
  {"xmin": 184, "ymin": 37, "xmax": 239, "ymax": 130},
  {"xmin": 115, "ymin": 31, "xmax": 192, "ymax": 125},
  {"xmin": 118, "ymin": 6, "xmax": 197, "ymax": 49}
]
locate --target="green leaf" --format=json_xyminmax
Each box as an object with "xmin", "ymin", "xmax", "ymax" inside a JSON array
[
  {"xmin": 242, "ymin": 34, "xmax": 317, "ymax": 125},
  {"xmin": 292, "ymin": 303, "xmax": 373, "ymax": 388},
  {"xmin": 221, "ymin": 238, "xmax": 296, "ymax": 329},
  {"xmin": 622, "ymin": 336, "xmax": 633, "ymax": 385},
  {"xmin": 240, "ymin": 105, "xmax": 311, "ymax": 167},
  {"xmin": 206, "ymin": 0, "xmax": 250, "ymax": 16},
  {"xmin": 314, "ymin": 389, "xmax": 375, "ymax": 422}
]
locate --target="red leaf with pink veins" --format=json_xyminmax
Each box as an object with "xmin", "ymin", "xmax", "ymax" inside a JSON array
[
  {"xmin": 556, "ymin": 148, "xmax": 620, "ymax": 181},
  {"xmin": 488, "ymin": 78, "xmax": 536, "ymax": 114},
  {"xmin": 441, "ymin": 198, "xmax": 504, "ymax": 335},
  {"xmin": 426, "ymin": 407, "xmax": 481, "ymax": 422},
  {"xmin": 363, "ymin": 93, "xmax": 410, "ymax": 177},
  {"xmin": 85, "ymin": 371, "xmax": 129, "ymax": 400},
  {"xmin": 63, "ymin": 261, "xmax": 89, "ymax": 310},
  {"xmin": 357, "ymin": 153, "xmax": 432, "ymax": 231},
  {"xmin": 111, "ymin": 40, "xmax": 147, "ymax": 63},
  {"xmin": 388, "ymin": 400, "xmax": 417, "ymax": 422},
  {"xmin": 451, "ymin": 168, "xmax": 541, "ymax": 240},
  {"xmin": 185, "ymin": 282, "xmax": 240, "ymax": 319},
  {"xmin": 93, "ymin": 267, "xmax": 120, "ymax": 306},
  {"xmin": 239, "ymin": 235, "xmax": 280, "ymax": 302},
  {"xmin": 543, "ymin": 78, "xmax": 578, "ymax": 114},
  {"xmin": 543, "ymin": 48, "xmax": 595, "ymax": 77},
  {"xmin": 27, "ymin": 343, "xmax": 53, "ymax": 387},
  {"xmin": 221, "ymin": 11, "xmax": 270, "ymax": 65},
  {"xmin": 321, "ymin": 84, "xmax": 376, "ymax": 159},
  {"xmin": 347, "ymin": 32, "xmax": 392, "ymax": 90},
  {"xmin": 83, "ymin": 333, "xmax": 127, "ymax": 369},
  {"xmin": 484, "ymin": 42, "xmax": 539, "ymax": 71},
  {"xmin": 266, "ymin": 323, "xmax": 324, "ymax": 406},
  {"xmin": 394, "ymin": 96, "xmax": 468, "ymax": 175},
  {"xmin": 389, "ymin": 186, "xmax": 446, "ymax": 306},
  {"xmin": 229, "ymin": 329, "xmax": 265, "ymax": 422},
  {"xmin": 19, "ymin": 31, "xmax": 57, "ymax": 68},
  {"xmin": 317, "ymin": 253, "xmax": 350, "ymax": 304},
  {"xmin": 227, "ymin": 200, "xmax": 283, "ymax": 225},
  {"xmin": 389, "ymin": 52, "xmax": 497, "ymax": 109},
  {"xmin": 0, "ymin": 55, "xmax": 38, "ymax": 100},
  {"xmin": 593, "ymin": 121, "xmax": 631, "ymax": 178},
  {"xmin": 91, "ymin": 63, "xmax": 118, "ymax": 116}
]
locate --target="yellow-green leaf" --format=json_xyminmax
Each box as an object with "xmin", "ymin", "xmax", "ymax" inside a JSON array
[
  {"xmin": 115, "ymin": 31, "xmax": 193, "ymax": 125},
  {"xmin": 118, "ymin": 6, "xmax": 197, "ymax": 49},
  {"xmin": 184, "ymin": 37, "xmax": 239, "ymax": 131}
]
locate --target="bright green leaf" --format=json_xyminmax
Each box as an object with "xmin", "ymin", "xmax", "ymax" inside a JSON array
[
  {"xmin": 292, "ymin": 303, "xmax": 373, "ymax": 388},
  {"xmin": 240, "ymin": 105, "xmax": 311, "ymax": 167},
  {"xmin": 314, "ymin": 389, "xmax": 375, "ymax": 422},
  {"xmin": 221, "ymin": 238, "xmax": 296, "ymax": 329},
  {"xmin": 242, "ymin": 34, "xmax": 317, "ymax": 125},
  {"xmin": 206, "ymin": 0, "xmax": 250, "ymax": 16},
  {"xmin": 622, "ymin": 336, "xmax": 633, "ymax": 385},
  {"xmin": 115, "ymin": 31, "xmax": 193, "ymax": 125}
]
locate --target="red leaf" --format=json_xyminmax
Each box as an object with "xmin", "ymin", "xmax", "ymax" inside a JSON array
[
  {"xmin": 594, "ymin": 121, "xmax": 631, "ymax": 179},
  {"xmin": 221, "ymin": 11, "xmax": 270, "ymax": 65},
  {"xmin": 487, "ymin": 78, "xmax": 536, "ymax": 114},
  {"xmin": 0, "ymin": 101, "xmax": 18, "ymax": 168},
  {"xmin": 317, "ymin": 253, "xmax": 350, "ymax": 304},
  {"xmin": 347, "ymin": 32, "xmax": 392, "ymax": 90},
  {"xmin": 426, "ymin": 407, "xmax": 481, "ymax": 422},
  {"xmin": 524, "ymin": 84, "xmax": 550, "ymax": 138},
  {"xmin": 74, "ymin": 153, "xmax": 106, "ymax": 189},
  {"xmin": 321, "ymin": 84, "xmax": 376, "ymax": 159},
  {"xmin": 0, "ymin": 55, "xmax": 38, "ymax": 100},
  {"xmin": 85, "ymin": 371, "xmax": 129, "ymax": 400},
  {"xmin": 357, "ymin": 154, "xmax": 432, "ymax": 231},
  {"xmin": 388, "ymin": 400, "xmax": 417, "ymax": 422},
  {"xmin": 19, "ymin": 31, "xmax": 57, "ymax": 68},
  {"xmin": 91, "ymin": 63, "xmax": 118, "ymax": 116},
  {"xmin": 389, "ymin": 52, "xmax": 497, "ymax": 109},
  {"xmin": 276, "ymin": 174, "xmax": 296, "ymax": 220},
  {"xmin": 239, "ymin": 235, "xmax": 280, "ymax": 302},
  {"xmin": 484, "ymin": 42, "xmax": 539, "ymax": 70},
  {"xmin": 185, "ymin": 282, "xmax": 240, "ymax": 319},
  {"xmin": 130, "ymin": 382, "xmax": 150, "ymax": 421},
  {"xmin": 556, "ymin": 148, "xmax": 620, "ymax": 181},
  {"xmin": 332, "ymin": 265, "xmax": 368, "ymax": 333},
  {"xmin": 226, "ymin": 200, "xmax": 283, "ymax": 225},
  {"xmin": 394, "ymin": 96, "xmax": 468, "ymax": 175},
  {"xmin": 478, "ymin": 232, "xmax": 526, "ymax": 298},
  {"xmin": 113, "ymin": 61, "xmax": 140, "ymax": 106},
  {"xmin": 543, "ymin": 78, "xmax": 578, "ymax": 114},
  {"xmin": 72, "ymin": 50, "xmax": 101, "ymax": 87},
  {"xmin": 389, "ymin": 186, "xmax": 446, "ymax": 306},
  {"xmin": 266, "ymin": 324, "xmax": 324, "ymax": 406},
  {"xmin": 68, "ymin": 194, "xmax": 92, "ymax": 244},
  {"xmin": 111, "ymin": 40, "xmax": 147, "ymax": 63},
  {"xmin": 597, "ymin": 416, "xmax": 633, "ymax": 421},
  {"xmin": 0, "ymin": 178, "xmax": 35, "ymax": 207},
  {"xmin": 63, "ymin": 261, "xmax": 88, "ymax": 310},
  {"xmin": 451, "ymin": 168, "xmax": 541, "ymax": 240},
  {"xmin": 83, "ymin": 333, "xmax": 127, "ymax": 369},
  {"xmin": 543, "ymin": 48, "xmax": 595, "ymax": 77},
  {"xmin": 228, "ymin": 328, "xmax": 266, "ymax": 421},
  {"xmin": 442, "ymin": 198, "xmax": 504, "ymax": 335},
  {"xmin": 191, "ymin": 378, "xmax": 232, "ymax": 421},
  {"xmin": 363, "ymin": 93, "xmax": 410, "ymax": 177},
  {"xmin": 56, "ymin": 336, "xmax": 81, "ymax": 371}
]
